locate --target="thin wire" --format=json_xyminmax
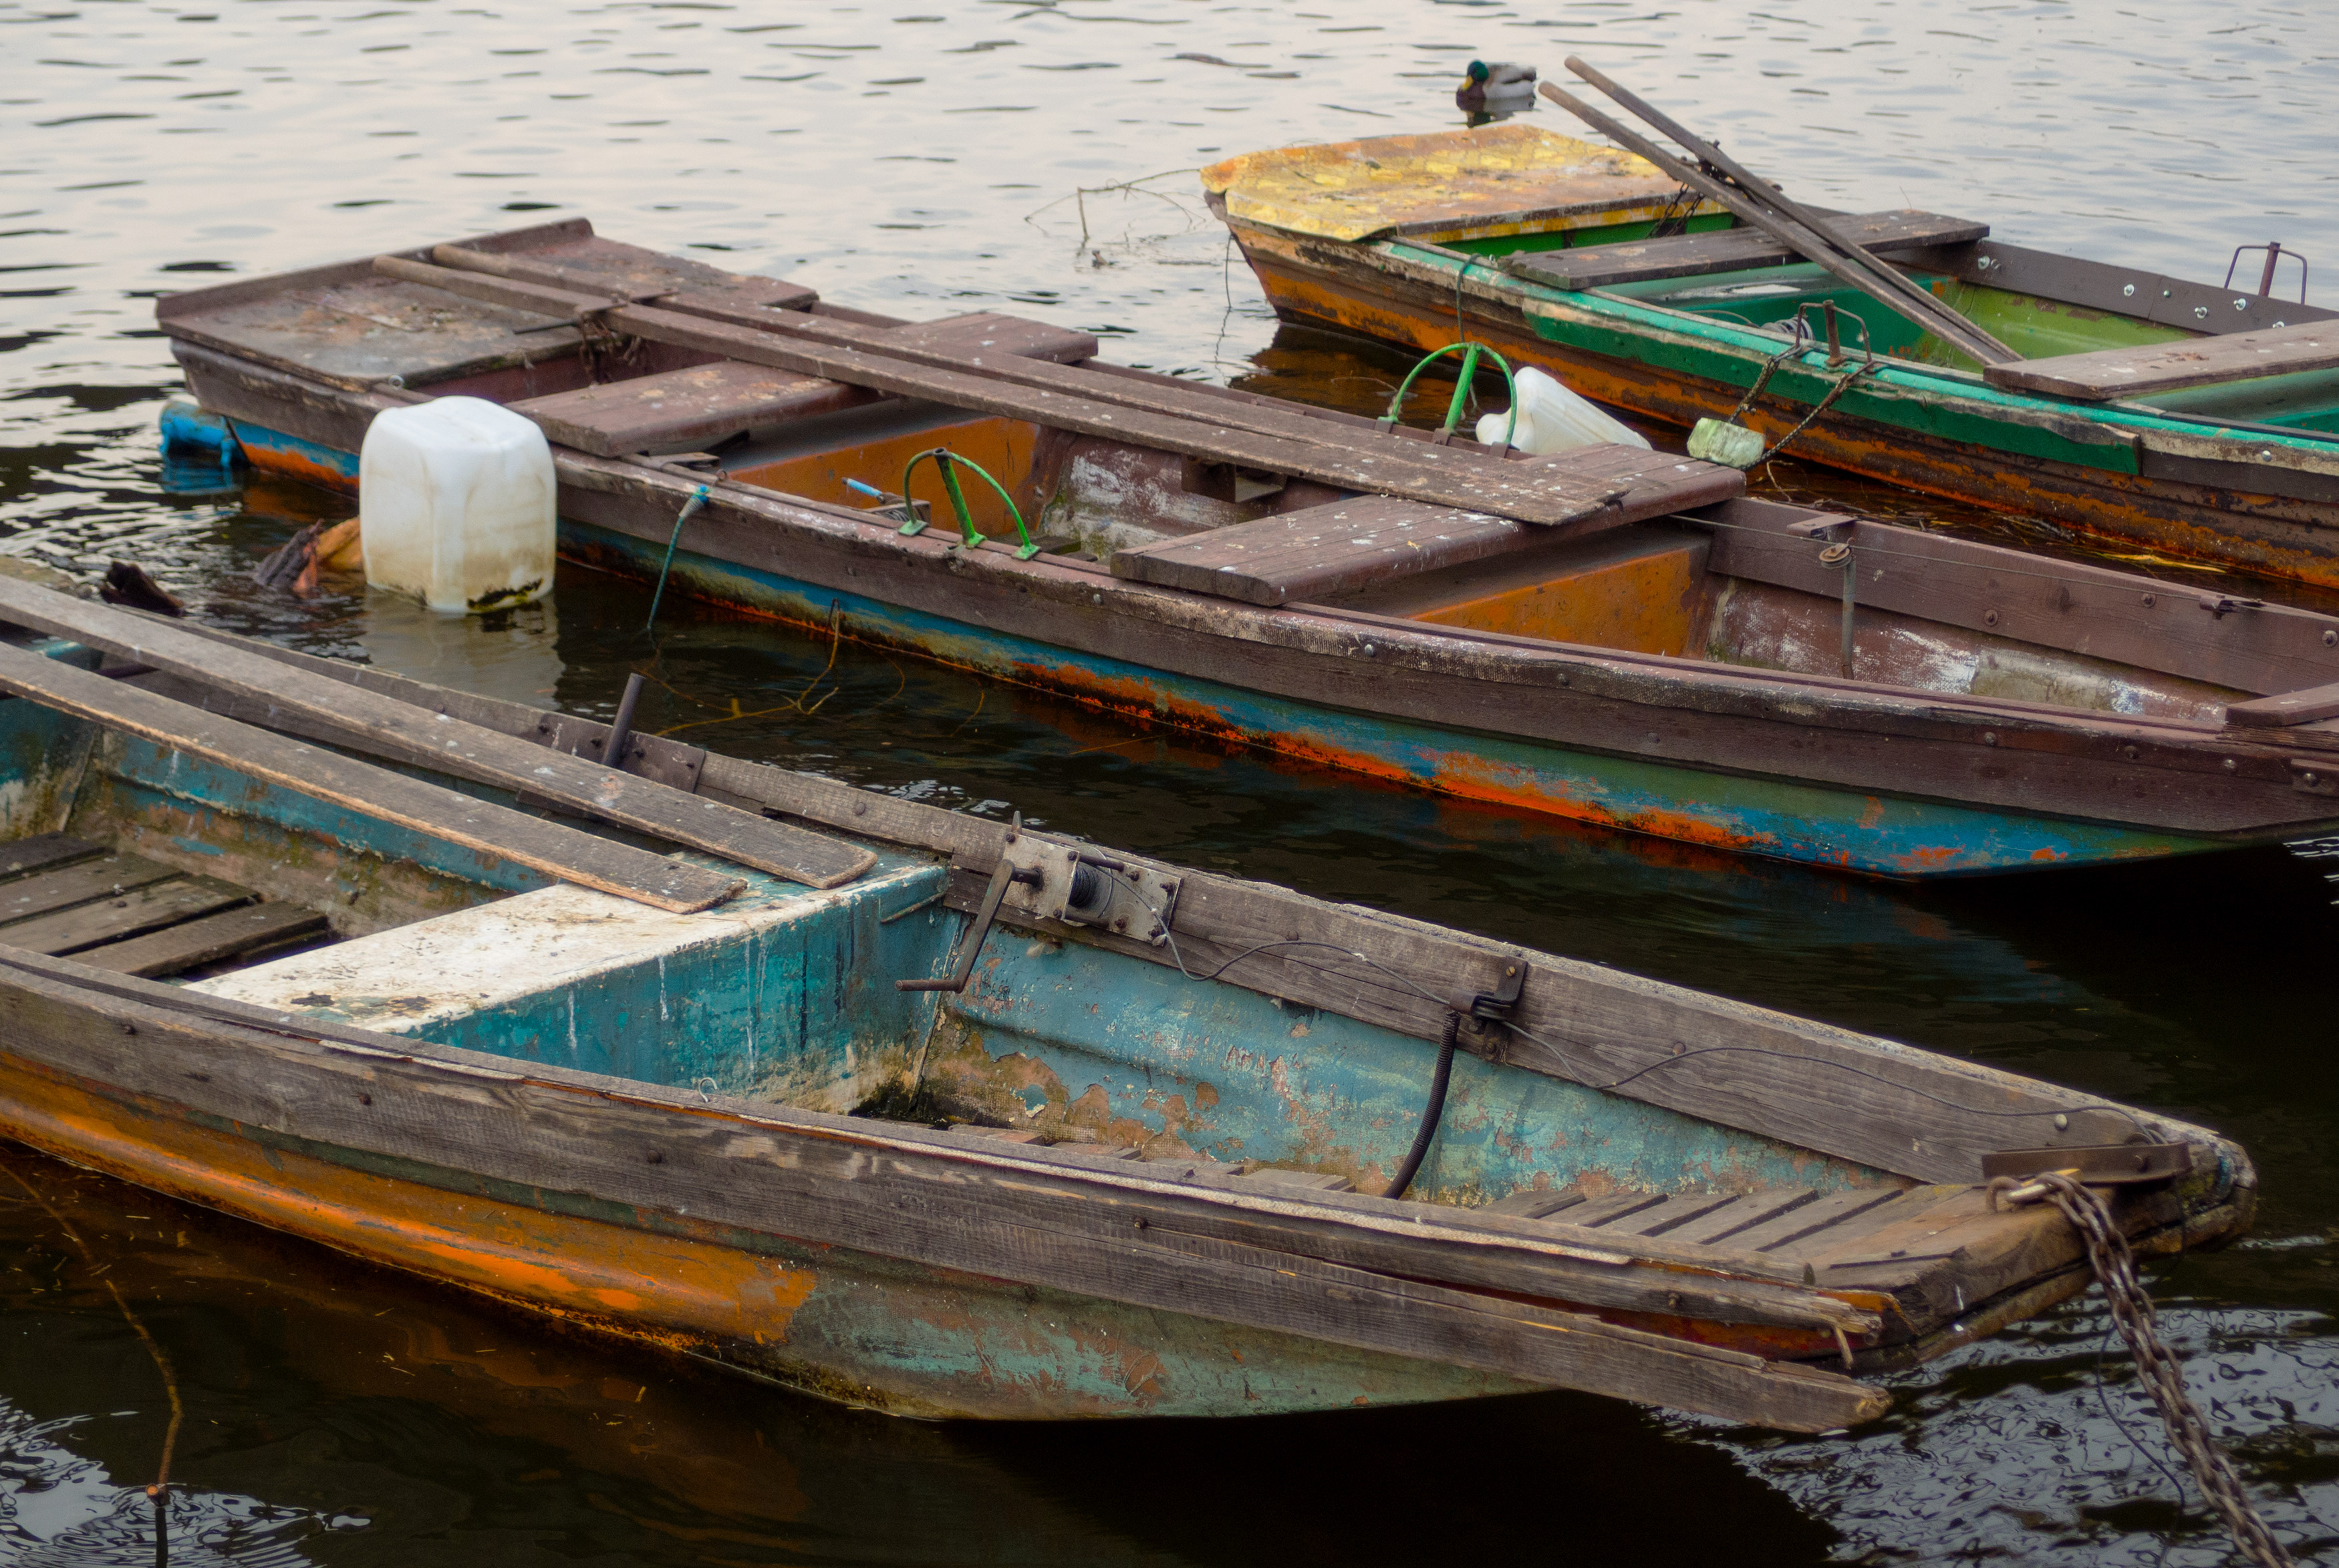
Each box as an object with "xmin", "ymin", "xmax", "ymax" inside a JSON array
[
  {"xmin": 2097, "ymin": 1316, "xmax": 2199, "ymax": 1505},
  {"xmin": 1093, "ymin": 868, "xmax": 2147, "ymax": 1134}
]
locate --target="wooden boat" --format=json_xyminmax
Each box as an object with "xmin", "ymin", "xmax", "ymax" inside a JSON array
[
  {"xmin": 0, "ymin": 581, "xmax": 2257, "ymax": 1430},
  {"xmin": 152, "ymin": 221, "xmax": 2339, "ymax": 877},
  {"xmin": 1200, "ymin": 122, "xmax": 2339, "ymax": 589}
]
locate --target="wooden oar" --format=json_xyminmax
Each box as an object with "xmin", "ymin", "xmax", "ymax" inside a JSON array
[
  {"xmin": 0, "ymin": 578, "xmax": 876, "ymax": 891},
  {"xmin": 0, "ymin": 641, "xmax": 742, "ymax": 913},
  {"xmin": 1560, "ymin": 57, "xmax": 2018, "ymax": 366},
  {"xmin": 1536, "ymin": 79, "xmax": 2018, "ymax": 367}
]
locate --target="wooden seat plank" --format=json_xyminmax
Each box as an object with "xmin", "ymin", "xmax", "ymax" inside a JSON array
[
  {"xmin": 0, "ymin": 579, "xmax": 872, "ymax": 892},
  {"xmin": 1985, "ymin": 321, "xmax": 2339, "ymax": 400},
  {"xmin": 0, "ymin": 853, "xmax": 181, "ymax": 925},
  {"xmin": 1507, "ymin": 210, "xmax": 1989, "ymax": 291},
  {"xmin": 0, "ymin": 875, "xmax": 251, "ymax": 956},
  {"xmin": 1111, "ymin": 497, "xmax": 1532, "ymax": 606},
  {"xmin": 436, "ymin": 235, "xmax": 819, "ymax": 311},
  {"xmin": 0, "ymin": 834, "xmax": 104, "ymax": 883},
  {"xmin": 2225, "ymin": 678, "xmax": 2339, "ymax": 728},
  {"xmin": 0, "ymin": 642, "xmax": 742, "ymax": 914},
  {"xmin": 74, "ymin": 901, "xmax": 331, "ymax": 978},
  {"xmin": 509, "ymin": 361, "xmax": 876, "ymax": 457}
]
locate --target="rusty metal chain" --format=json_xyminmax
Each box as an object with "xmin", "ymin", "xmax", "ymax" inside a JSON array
[{"xmin": 1989, "ymin": 1170, "xmax": 2294, "ymax": 1567}]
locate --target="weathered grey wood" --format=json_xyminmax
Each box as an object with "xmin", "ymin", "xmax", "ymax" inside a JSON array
[
  {"xmin": 0, "ymin": 955, "xmax": 1889, "ymax": 1429},
  {"xmin": 0, "ymin": 834, "xmax": 104, "ymax": 883},
  {"xmin": 510, "ymin": 360, "xmax": 875, "ymax": 456},
  {"xmin": 0, "ymin": 579, "xmax": 871, "ymax": 890},
  {"xmin": 2225, "ymin": 679, "xmax": 2339, "ymax": 728},
  {"xmin": 1618, "ymin": 1191, "xmax": 1744, "ymax": 1237},
  {"xmin": 372, "ymin": 255, "xmax": 1738, "ymax": 527},
  {"xmin": 74, "ymin": 901, "xmax": 330, "ymax": 977},
  {"xmin": 0, "ymin": 852, "xmax": 179, "ymax": 924},
  {"xmin": 1507, "ymin": 210, "xmax": 1989, "ymax": 291},
  {"xmin": 1723, "ymin": 1188, "xmax": 1906, "ymax": 1254},
  {"xmin": 0, "ymin": 642, "xmax": 740, "ymax": 913},
  {"xmin": 1550, "ymin": 1191, "xmax": 1673, "ymax": 1229},
  {"xmin": 1667, "ymin": 1191, "xmax": 1824, "ymax": 1247},
  {"xmin": 1112, "ymin": 497, "xmax": 1532, "ymax": 606},
  {"xmin": 0, "ymin": 875, "xmax": 249, "ymax": 955},
  {"xmin": 430, "ymin": 237, "xmax": 819, "ymax": 311},
  {"xmin": 1986, "ymin": 321, "xmax": 2339, "ymax": 400},
  {"xmin": 1697, "ymin": 496, "xmax": 2339, "ymax": 697},
  {"xmin": 1482, "ymin": 1189, "xmax": 1588, "ymax": 1219}
]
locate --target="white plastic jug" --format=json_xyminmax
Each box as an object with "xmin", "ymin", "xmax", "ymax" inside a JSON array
[
  {"xmin": 1476, "ymin": 365, "xmax": 1651, "ymax": 456},
  {"xmin": 360, "ymin": 397, "xmax": 556, "ymax": 614}
]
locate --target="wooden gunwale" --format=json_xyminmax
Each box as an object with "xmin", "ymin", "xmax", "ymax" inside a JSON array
[{"xmin": 165, "ymin": 341, "xmax": 2339, "ymax": 857}]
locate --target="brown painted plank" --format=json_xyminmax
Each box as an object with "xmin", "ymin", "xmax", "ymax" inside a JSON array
[
  {"xmin": 0, "ymin": 834, "xmax": 104, "ymax": 883},
  {"xmin": 0, "ymin": 875, "xmax": 251, "ymax": 955},
  {"xmin": 2225, "ymin": 679, "xmax": 2339, "ymax": 728},
  {"xmin": 1697, "ymin": 496, "xmax": 2339, "ymax": 696},
  {"xmin": 0, "ymin": 853, "xmax": 181, "ymax": 924},
  {"xmin": 0, "ymin": 579, "xmax": 872, "ymax": 891},
  {"xmin": 432, "ymin": 236, "xmax": 819, "ymax": 311},
  {"xmin": 1112, "ymin": 497, "xmax": 1532, "ymax": 606},
  {"xmin": 372, "ymin": 255, "xmax": 1738, "ymax": 526},
  {"xmin": 1985, "ymin": 321, "xmax": 2339, "ymax": 400},
  {"xmin": 509, "ymin": 360, "xmax": 875, "ymax": 456},
  {"xmin": 0, "ymin": 643, "xmax": 740, "ymax": 914},
  {"xmin": 0, "ymin": 958, "xmax": 1888, "ymax": 1430},
  {"xmin": 1507, "ymin": 210, "xmax": 1989, "ymax": 291},
  {"xmin": 74, "ymin": 901, "xmax": 331, "ymax": 978}
]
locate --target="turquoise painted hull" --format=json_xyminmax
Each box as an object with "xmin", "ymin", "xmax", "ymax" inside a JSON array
[{"xmin": 219, "ymin": 417, "xmax": 2235, "ymax": 880}]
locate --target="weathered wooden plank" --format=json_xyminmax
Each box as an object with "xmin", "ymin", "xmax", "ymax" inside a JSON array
[
  {"xmin": 2225, "ymin": 679, "xmax": 2339, "ymax": 728},
  {"xmin": 371, "ymin": 255, "xmax": 1734, "ymax": 526},
  {"xmin": 1111, "ymin": 497, "xmax": 1534, "ymax": 606},
  {"xmin": 0, "ymin": 579, "xmax": 871, "ymax": 891},
  {"xmin": 430, "ymin": 237, "xmax": 819, "ymax": 311},
  {"xmin": 73, "ymin": 901, "xmax": 331, "ymax": 977},
  {"xmin": 0, "ymin": 834, "xmax": 104, "ymax": 883},
  {"xmin": 1697, "ymin": 496, "xmax": 2339, "ymax": 697},
  {"xmin": 1506, "ymin": 210, "xmax": 1989, "ymax": 291},
  {"xmin": 1724, "ymin": 1188, "xmax": 1906, "ymax": 1254},
  {"xmin": 509, "ymin": 360, "xmax": 875, "ymax": 457},
  {"xmin": 1551, "ymin": 1191, "xmax": 1673, "ymax": 1229},
  {"xmin": 0, "ymin": 875, "xmax": 251, "ymax": 955},
  {"xmin": 0, "ymin": 958, "xmax": 1887, "ymax": 1429},
  {"xmin": 0, "ymin": 853, "xmax": 180, "ymax": 924},
  {"xmin": 1619, "ymin": 1192, "xmax": 1743, "ymax": 1237},
  {"xmin": 0, "ymin": 643, "xmax": 740, "ymax": 914},
  {"xmin": 1667, "ymin": 1191, "xmax": 1822, "ymax": 1247},
  {"xmin": 1482, "ymin": 1188, "xmax": 1588, "ymax": 1219},
  {"xmin": 1985, "ymin": 321, "xmax": 2339, "ymax": 400}
]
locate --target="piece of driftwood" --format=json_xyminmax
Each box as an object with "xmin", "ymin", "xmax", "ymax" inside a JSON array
[
  {"xmin": 1506, "ymin": 210, "xmax": 1989, "ymax": 291},
  {"xmin": 0, "ymin": 642, "xmax": 742, "ymax": 913},
  {"xmin": 0, "ymin": 577, "xmax": 873, "ymax": 891},
  {"xmin": 1985, "ymin": 322, "xmax": 2339, "ymax": 400}
]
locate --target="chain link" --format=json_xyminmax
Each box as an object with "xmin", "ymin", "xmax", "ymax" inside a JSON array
[{"xmin": 1989, "ymin": 1170, "xmax": 2294, "ymax": 1567}]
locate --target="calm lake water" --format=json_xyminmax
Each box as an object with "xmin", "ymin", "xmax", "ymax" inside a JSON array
[{"xmin": 6, "ymin": 1, "xmax": 2339, "ymax": 1562}]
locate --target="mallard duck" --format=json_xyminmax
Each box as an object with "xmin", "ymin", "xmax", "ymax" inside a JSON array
[{"xmin": 1456, "ymin": 60, "xmax": 1537, "ymax": 125}]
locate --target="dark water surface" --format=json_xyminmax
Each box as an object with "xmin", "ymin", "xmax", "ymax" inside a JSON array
[{"xmin": 7, "ymin": 1, "xmax": 2339, "ymax": 1561}]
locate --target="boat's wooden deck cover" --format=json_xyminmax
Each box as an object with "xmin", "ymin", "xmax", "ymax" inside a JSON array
[
  {"xmin": 1985, "ymin": 320, "xmax": 2339, "ymax": 400},
  {"xmin": 0, "ymin": 834, "xmax": 326, "ymax": 977},
  {"xmin": 1111, "ymin": 449, "xmax": 1740, "ymax": 605},
  {"xmin": 1506, "ymin": 209, "xmax": 1989, "ymax": 291}
]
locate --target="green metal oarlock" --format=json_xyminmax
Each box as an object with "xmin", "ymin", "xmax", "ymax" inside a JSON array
[
  {"xmin": 1382, "ymin": 341, "xmax": 1519, "ymax": 448},
  {"xmin": 898, "ymin": 448, "xmax": 1042, "ymax": 561}
]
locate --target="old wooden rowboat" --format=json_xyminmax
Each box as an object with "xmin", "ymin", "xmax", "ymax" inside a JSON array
[
  {"xmin": 155, "ymin": 221, "xmax": 2339, "ymax": 877},
  {"xmin": 1201, "ymin": 123, "xmax": 2339, "ymax": 589},
  {"xmin": 0, "ymin": 582, "xmax": 2255, "ymax": 1430}
]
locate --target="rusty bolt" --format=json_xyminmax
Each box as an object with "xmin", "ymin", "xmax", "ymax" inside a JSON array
[
  {"xmin": 1983, "ymin": 609, "xmax": 1999, "ymax": 627},
  {"xmin": 2141, "ymin": 593, "xmax": 2157, "ymax": 608},
  {"xmin": 1982, "ymin": 731, "xmax": 1998, "ymax": 746}
]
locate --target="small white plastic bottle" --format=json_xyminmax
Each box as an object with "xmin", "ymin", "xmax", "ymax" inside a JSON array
[
  {"xmin": 1477, "ymin": 365, "xmax": 1652, "ymax": 455},
  {"xmin": 360, "ymin": 397, "xmax": 557, "ymax": 614}
]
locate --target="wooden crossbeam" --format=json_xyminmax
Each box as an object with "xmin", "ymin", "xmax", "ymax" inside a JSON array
[{"xmin": 1984, "ymin": 321, "xmax": 2339, "ymax": 400}]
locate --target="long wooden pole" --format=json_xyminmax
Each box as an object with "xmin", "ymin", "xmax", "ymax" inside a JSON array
[
  {"xmin": 1561, "ymin": 57, "xmax": 2018, "ymax": 365},
  {"xmin": 1536, "ymin": 81, "xmax": 2016, "ymax": 367}
]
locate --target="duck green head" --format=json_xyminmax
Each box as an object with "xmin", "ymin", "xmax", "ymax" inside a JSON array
[{"xmin": 1465, "ymin": 60, "xmax": 1491, "ymax": 83}]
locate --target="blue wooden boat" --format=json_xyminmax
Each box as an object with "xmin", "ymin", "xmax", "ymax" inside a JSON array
[
  {"xmin": 0, "ymin": 579, "xmax": 2256, "ymax": 1429},
  {"xmin": 150, "ymin": 222, "xmax": 2339, "ymax": 877}
]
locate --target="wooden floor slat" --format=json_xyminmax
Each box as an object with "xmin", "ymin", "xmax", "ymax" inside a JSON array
[
  {"xmin": 1482, "ymin": 1188, "xmax": 1587, "ymax": 1220},
  {"xmin": 1728, "ymin": 1189, "xmax": 1908, "ymax": 1254},
  {"xmin": 0, "ymin": 852, "xmax": 182, "ymax": 926},
  {"xmin": 1671, "ymin": 1191, "xmax": 1822, "ymax": 1247},
  {"xmin": 74, "ymin": 901, "xmax": 331, "ymax": 978},
  {"xmin": 1560, "ymin": 1192, "xmax": 1674, "ymax": 1229},
  {"xmin": 1624, "ymin": 1192, "xmax": 1745, "ymax": 1237},
  {"xmin": 1, "ymin": 877, "xmax": 253, "ymax": 956},
  {"xmin": 0, "ymin": 834, "xmax": 104, "ymax": 883}
]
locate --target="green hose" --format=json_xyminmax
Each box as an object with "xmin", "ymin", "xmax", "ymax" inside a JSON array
[
  {"xmin": 897, "ymin": 448, "xmax": 1041, "ymax": 561},
  {"xmin": 1382, "ymin": 341, "xmax": 1520, "ymax": 449}
]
